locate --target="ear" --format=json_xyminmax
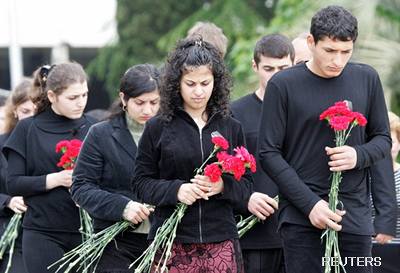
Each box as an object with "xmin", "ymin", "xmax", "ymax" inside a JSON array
[
  {"xmin": 119, "ymin": 92, "xmax": 126, "ymax": 106},
  {"xmin": 307, "ymin": 34, "xmax": 315, "ymax": 51},
  {"xmin": 47, "ymin": 90, "xmax": 57, "ymax": 104},
  {"xmin": 252, "ymin": 59, "xmax": 258, "ymax": 73}
]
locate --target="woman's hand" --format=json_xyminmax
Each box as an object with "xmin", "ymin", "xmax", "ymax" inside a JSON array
[
  {"xmin": 7, "ymin": 196, "xmax": 27, "ymax": 214},
  {"xmin": 177, "ymin": 183, "xmax": 209, "ymax": 205},
  {"xmin": 46, "ymin": 170, "xmax": 73, "ymax": 190},
  {"xmin": 191, "ymin": 174, "xmax": 224, "ymax": 197},
  {"xmin": 247, "ymin": 192, "xmax": 278, "ymax": 220},
  {"xmin": 122, "ymin": 201, "xmax": 154, "ymax": 224}
]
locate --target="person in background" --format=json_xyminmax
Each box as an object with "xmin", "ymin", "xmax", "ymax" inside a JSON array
[
  {"xmin": 231, "ymin": 33, "xmax": 294, "ymax": 273},
  {"xmin": 371, "ymin": 111, "xmax": 400, "ymax": 273},
  {"xmin": 2, "ymin": 63, "xmax": 95, "ymax": 273},
  {"xmin": 187, "ymin": 21, "xmax": 228, "ymax": 58},
  {"xmin": 71, "ymin": 64, "xmax": 160, "ymax": 272},
  {"xmin": 0, "ymin": 95, "xmax": 8, "ymax": 134},
  {"xmin": 291, "ymin": 32, "xmax": 312, "ymax": 65},
  {"xmin": 0, "ymin": 79, "xmax": 35, "ymax": 273},
  {"xmin": 132, "ymin": 38, "xmax": 252, "ymax": 272}
]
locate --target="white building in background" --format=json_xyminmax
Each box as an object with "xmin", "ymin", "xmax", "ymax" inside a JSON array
[{"xmin": 0, "ymin": 0, "xmax": 117, "ymax": 91}]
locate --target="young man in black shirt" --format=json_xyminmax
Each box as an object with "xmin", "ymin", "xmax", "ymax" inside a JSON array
[
  {"xmin": 231, "ymin": 34, "xmax": 294, "ymax": 273},
  {"xmin": 259, "ymin": 6, "xmax": 394, "ymax": 273}
]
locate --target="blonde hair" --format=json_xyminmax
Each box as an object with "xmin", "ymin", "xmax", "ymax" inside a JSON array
[
  {"xmin": 388, "ymin": 111, "xmax": 400, "ymax": 141},
  {"xmin": 3, "ymin": 79, "xmax": 34, "ymax": 134},
  {"xmin": 187, "ymin": 21, "xmax": 228, "ymax": 58}
]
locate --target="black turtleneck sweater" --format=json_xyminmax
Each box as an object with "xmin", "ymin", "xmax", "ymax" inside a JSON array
[{"xmin": 2, "ymin": 107, "xmax": 95, "ymax": 233}]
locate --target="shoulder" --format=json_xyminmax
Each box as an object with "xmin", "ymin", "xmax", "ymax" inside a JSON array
[
  {"xmin": 87, "ymin": 119, "xmax": 112, "ymax": 137},
  {"xmin": 346, "ymin": 62, "xmax": 378, "ymax": 75},
  {"xmin": 231, "ymin": 93, "xmax": 254, "ymax": 112},
  {"xmin": 270, "ymin": 64, "xmax": 306, "ymax": 84}
]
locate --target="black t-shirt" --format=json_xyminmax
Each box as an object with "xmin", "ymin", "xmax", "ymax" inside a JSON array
[
  {"xmin": 258, "ymin": 62, "xmax": 392, "ymax": 235},
  {"xmin": 3, "ymin": 108, "xmax": 95, "ymax": 233},
  {"xmin": 231, "ymin": 93, "xmax": 281, "ymax": 249}
]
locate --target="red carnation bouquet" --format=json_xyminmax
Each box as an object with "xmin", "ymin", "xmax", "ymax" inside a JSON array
[
  {"xmin": 56, "ymin": 139, "xmax": 82, "ymax": 170},
  {"xmin": 131, "ymin": 131, "xmax": 256, "ymax": 273},
  {"xmin": 320, "ymin": 101, "xmax": 367, "ymax": 273}
]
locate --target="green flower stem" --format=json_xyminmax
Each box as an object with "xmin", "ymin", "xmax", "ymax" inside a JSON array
[
  {"xmin": 48, "ymin": 221, "xmax": 131, "ymax": 273},
  {"xmin": 236, "ymin": 196, "xmax": 279, "ymax": 238},
  {"xmin": 0, "ymin": 213, "xmax": 22, "ymax": 273}
]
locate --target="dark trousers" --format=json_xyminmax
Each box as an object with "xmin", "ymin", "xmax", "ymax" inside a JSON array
[
  {"xmin": 372, "ymin": 243, "xmax": 400, "ymax": 273},
  {"xmin": 0, "ymin": 248, "xmax": 27, "ymax": 273},
  {"xmin": 281, "ymin": 224, "xmax": 372, "ymax": 273},
  {"xmin": 22, "ymin": 229, "xmax": 81, "ymax": 273},
  {"xmin": 242, "ymin": 248, "xmax": 285, "ymax": 273},
  {"xmin": 96, "ymin": 231, "xmax": 148, "ymax": 273}
]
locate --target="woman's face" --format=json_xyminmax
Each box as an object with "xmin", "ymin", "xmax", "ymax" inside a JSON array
[
  {"xmin": 48, "ymin": 81, "xmax": 88, "ymax": 119},
  {"xmin": 180, "ymin": 65, "xmax": 214, "ymax": 117},
  {"xmin": 122, "ymin": 90, "xmax": 160, "ymax": 125},
  {"xmin": 391, "ymin": 131, "xmax": 400, "ymax": 160},
  {"xmin": 15, "ymin": 100, "xmax": 35, "ymax": 120}
]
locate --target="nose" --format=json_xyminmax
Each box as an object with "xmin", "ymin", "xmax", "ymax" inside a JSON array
[
  {"xmin": 193, "ymin": 85, "xmax": 204, "ymax": 97},
  {"xmin": 332, "ymin": 53, "xmax": 345, "ymax": 68},
  {"xmin": 142, "ymin": 103, "xmax": 153, "ymax": 115},
  {"xmin": 77, "ymin": 96, "xmax": 86, "ymax": 108}
]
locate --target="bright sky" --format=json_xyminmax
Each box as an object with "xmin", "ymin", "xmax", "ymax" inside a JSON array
[{"xmin": 0, "ymin": 0, "xmax": 117, "ymax": 47}]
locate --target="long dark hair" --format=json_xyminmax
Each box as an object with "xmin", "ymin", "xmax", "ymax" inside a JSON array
[
  {"xmin": 159, "ymin": 38, "xmax": 232, "ymax": 122},
  {"xmin": 32, "ymin": 62, "xmax": 87, "ymax": 113},
  {"xmin": 109, "ymin": 64, "xmax": 160, "ymax": 118}
]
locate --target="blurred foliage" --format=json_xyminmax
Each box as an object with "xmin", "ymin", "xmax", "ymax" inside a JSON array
[
  {"xmin": 87, "ymin": 0, "xmax": 400, "ymax": 108},
  {"xmin": 87, "ymin": 0, "xmax": 204, "ymax": 97}
]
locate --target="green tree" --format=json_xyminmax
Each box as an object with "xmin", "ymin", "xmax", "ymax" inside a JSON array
[{"xmin": 87, "ymin": 0, "xmax": 205, "ymax": 97}]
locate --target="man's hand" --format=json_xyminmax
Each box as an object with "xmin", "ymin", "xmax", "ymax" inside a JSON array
[
  {"xmin": 309, "ymin": 200, "xmax": 345, "ymax": 231},
  {"xmin": 247, "ymin": 192, "xmax": 278, "ymax": 220},
  {"xmin": 375, "ymin": 233, "xmax": 394, "ymax": 244},
  {"xmin": 325, "ymin": 145, "xmax": 357, "ymax": 172}
]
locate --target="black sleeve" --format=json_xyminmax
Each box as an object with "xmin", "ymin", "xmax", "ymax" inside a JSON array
[
  {"xmin": 370, "ymin": 157, "xmax": 397, "ymax": 236},
  {"xmin": 0, "ymin": 155, "xmax": 12, "ymax": 216},
  {"xmin": 2, "ymin": 120, "xmax": 46, "ymax": 196},
  {"xmin": 354, "ymin": 73, "xmax": 392, "ymax": 169},
  {"xmin": 71, "ymin": 126, "xmax": 130, "ymax": 222},
  {"xmin": 215, "ymin": 123, "xmax": 253, "ymax": 208},
  {"xmin": 6, "ymin": 150, "xmax": 47, "ymax": 196},
  {"xmin": 258, "ymin": 81, "xmax": 321, "ymax": 216},
  {"xmin": 132, "ymin": 122, "xmax": 185, "ymax": 207}
]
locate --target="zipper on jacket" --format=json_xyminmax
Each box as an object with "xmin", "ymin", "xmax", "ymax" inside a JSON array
[{"xmin": 198, "ymin": 127, "xmax": 204, "ymax": 243}]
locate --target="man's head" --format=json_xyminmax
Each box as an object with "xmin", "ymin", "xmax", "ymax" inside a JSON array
[
  {"xmin": 307, "ymin": 6, "xmax": 358, "ymax": 78},
  {"xmin": 292, "ymin": 33, "xmax": 312, "ymax": 64},
  {"xmin": 253, "ymin": 34, "xmax": 294, "ymax": 96},
  {"xmin": 187, "ymin": 21, "xmax": 228, "ymax": 58}
]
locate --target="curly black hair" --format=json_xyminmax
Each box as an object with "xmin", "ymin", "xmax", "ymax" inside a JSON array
[
  {"xmin": 311, "ymin": 5, "xmax": 358, "ymax": 43},
  {"xmin": 159, "ymin": 38, "xmax": 232, "ymax": 122}
]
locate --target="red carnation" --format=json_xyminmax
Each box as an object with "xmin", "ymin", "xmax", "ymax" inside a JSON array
[
  {"xmin": 352, "ymin": 112, "xmax": 367, "ymax": 126},
  {"xmin": 55, "ymin": 140, "xmax": 70, "ymax": 153},
  {"xmin": 222, "ymin": 156, "xmax": 246, "ymax": 181},
  {"xmin": 211, "ymin": 131, "xmax": 229, "ymax": 150},
  {"xmin": 204, "ymin": 163, "xmax": 222, "ymax": 182},
  {"xmin": 234, "ymin": 146, "xmax": 256, "ymax": 173},
  {"xmin": 329, "ymin": 115, "xmax": 353, "ymax": 131}
]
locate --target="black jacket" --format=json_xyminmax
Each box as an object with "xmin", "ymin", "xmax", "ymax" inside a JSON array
[
  {"xmin": 2, "ymin": 107, "xmax": 95, "ymax": 232},
  {"xmin": 71, "ymin": 114, "xmax": 139, "ymax": 230},
  {"xmin": 132, "ymin": 110, "xmax": 253, "ymax": 244}
]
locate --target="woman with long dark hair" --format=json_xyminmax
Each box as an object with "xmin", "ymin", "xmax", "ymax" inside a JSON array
[
  {"xmin": 2, "ymin": 63, "xmax": 95, "ymax": 273},
  {"xmin": 0, "ymin": 79, "xmax": 35, "ymax": 273},
  {"xmin": 132, "ymin": 38, "xmax": 252, "ymax": 272},
  {"xmin": 71, "ymin": 64, "xmax": 160, "ymax": 272}
]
